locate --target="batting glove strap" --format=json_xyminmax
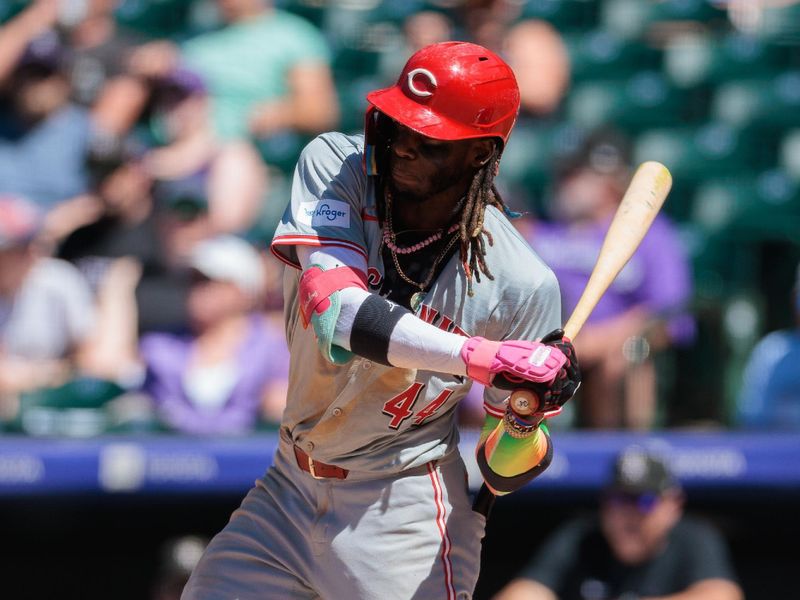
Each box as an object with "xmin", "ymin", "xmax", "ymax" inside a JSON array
[{"xmin": 460, "ymin": 337, "xmax": 567, "ymax": 387}]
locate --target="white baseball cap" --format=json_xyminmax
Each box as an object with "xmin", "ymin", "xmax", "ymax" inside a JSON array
[{"xmin": 189, "ymin": 235, "xmax": 265, "ymax": 298}]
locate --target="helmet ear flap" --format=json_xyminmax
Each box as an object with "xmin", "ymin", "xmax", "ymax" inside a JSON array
[{"xmin": 363, "ymin": 108, "xmax": 396, "ymax": 176}]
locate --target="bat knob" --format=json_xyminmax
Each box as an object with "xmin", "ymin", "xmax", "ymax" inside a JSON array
[{"xmin": 509, "ymin": 390, "xmax": 539, "ymax": 416}]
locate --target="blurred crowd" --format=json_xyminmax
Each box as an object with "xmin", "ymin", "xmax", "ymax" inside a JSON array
[{"xmin": 0, "ymin": 0, "xmax": 798, "ymax": 438}]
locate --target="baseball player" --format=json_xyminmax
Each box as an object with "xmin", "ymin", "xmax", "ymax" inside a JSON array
[{"xmin": 182, "ymin": 41, "xmax": 580, "ymax": 600}]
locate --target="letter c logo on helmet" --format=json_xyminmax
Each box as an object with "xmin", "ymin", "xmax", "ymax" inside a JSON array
[
  {"xmin": 365, "ymin": 41, "xmax": 520, "ymax": 147},
  {"xmin": 406, "ymin": 68, "xmax": 437, "ymax": 98}
]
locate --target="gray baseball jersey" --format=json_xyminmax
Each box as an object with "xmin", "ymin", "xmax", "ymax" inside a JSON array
[
  {"xmin": 182, "ymin": 132, "xmax": 562, "ymax": 600},
  {"xmin": 270, "ymin": 132, "xmax": 561, "ymax": 472}
]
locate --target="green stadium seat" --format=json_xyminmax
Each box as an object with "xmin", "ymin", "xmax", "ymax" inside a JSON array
[
  {"xmin": 12, "ymin": 377, "xmax": 126, "ymax": 437},
  {"xmin": 329, "ymin": 17, "xmax": 404, "ymax": 80},
  {"xmin": 664, "ymin": 32, "xmax": 789, "ymax": 89},
  {"xmin": 633, "ymin": 124, "xmax": 768, "ymax": 183},
  {"xmin": 520, "ymin": 0, "xmax": 599, "ymax": 32},
  {"xmin": 721, "ymin": 291, "xmax": 767, "ymax": 417},
  {"xmin": 0, "ymin": 1, "xmax": 23, "ymax": 23},
  {"xmin": 255, "ymin": 132, "xmax": 311, "ymax": 175},
  {"xmin": 496, "ymin": 121, "xmax": 585, "ymax": 212},
  {"xmin": 690, "ymin": 170, "xmax": 800, "ymax": 239},
  {"xmin": 711, "ymin": 72, "xmax": 800, "ymax": 129},
  {"xmin": 601, "ymin": 0, "xmax": 727, "ymax": 40},
  {"xmin": 277, "ymin": 0, "xmax": 328, "ymax": 29},
  {"xmin": 565, "ymin": 71, "xmax": 687, "ymax": 132},
  {"xmin": 333, "ymin": 47, "xmax": 384, "ymax": 79},
  {"xmin": 336, "ymin": 76, "xmax": 381, "ymax": 135},
  {"xmin": 115, "ymin": 0, "xmax": 195, "ymax": 39},
  {"xmin": 780, "ymin": 129, "xmax": 800, "ymax": 181},
  {"xmin": 20, "ymin": 377, "xmax": 125, "ymax": 411},
  {"xmin": 754, "ymin": 2, "xmax": 800, "ymax": 43},
  {"xmin": 564, "ymin": 29, "xmax": 662, "ymax": 80}
]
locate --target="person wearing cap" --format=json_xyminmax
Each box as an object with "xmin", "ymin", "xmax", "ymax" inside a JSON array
[
  {"xmin": 736, "ymin": 260, "xmax": 800, "ymax": 429},
  {"xmin": 524, "ymin": 128, "xmax": 695, "ymax": 430},
  {"xmin": 0, "ymin": 0, "xmax": 154, "ymax": 206},
  {"xmin": 141, "ymin": 67, "xmax": 267, "ymax": 235},
  {"xmin": 0, "ymin": 9, "xmax": 93, "ymax": 208},
  {"xmin": 494, "ymin": 446, "xmax": 743, "ymax": 600},
  {"xmin": 0, "ymin": 195, "xmax": 96, "ymax": 402},
  {"xmin": 183, "ymin": 41, "xmax": 580, "ymax": 600},
  {"xmin": 135, "ymin": 234, "xmax": 288, "ymax": 435}
]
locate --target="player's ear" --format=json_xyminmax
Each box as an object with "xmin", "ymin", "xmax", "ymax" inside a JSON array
[{"xmin": 469, "ymin": 139, "xmax": 496, "ymax": 169}]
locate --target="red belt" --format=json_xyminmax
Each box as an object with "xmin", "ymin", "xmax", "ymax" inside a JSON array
[{"xmin": 293, "ymin": 445, "xmax": 349, "ymax": 480}]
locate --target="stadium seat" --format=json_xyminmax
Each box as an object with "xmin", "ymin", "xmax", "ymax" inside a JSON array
[
  {"xmin": 564, "ymin": 29, "xmax": 662, "ymax": 80},
  {"xmin": 115, "ymin": 0, "xmax": 195, "ymax": 39},
  {"xmin": 664, "ymin": 31, "xmax": 789, "ymax": 89},
  {"xmin": 753, "ymin": 2, "xmax": 800, "ymax": 43},
  {"xmin": 333, "ymin": 46, "xmax": 384, "ymax": 80},
  {"xmin": 336, "ymin": 76, "xmax": 382, "ymax": 135},
  {"xmin": 780, "ymin": 129, "xmax": 800, "ymax": 181},
  {"xmin": 601, "ymin": 0, "xmax": 727, "ymax": 40},
  {"xmin": 496, "ymin": 120, "xmax": 585, "ymax": 212},
  {"xmin": 565, "ymin": 71, "xmax": 687, "ymax": 132},
  {"xmin": 329, "ymin": 19, "xmax": 404, "ymax": 81},
  {"xmin": 633, "ymin": 123, "xmax": 768, "ymax": 184},
  {"xmin": 690, "ymin": 170, "xmax": 800, "ymax": 240},
  {"xmin": 0, "ymin": 1, "xmax": 21, "ymax": 23},
  {"xmin": 12, "ymin": 377, "xmax": 126, "ymax": 437},
  {"xmin": 721, "ymin": 291, "xmax": 767, "ymax": 415},
  {"xmin": 278, "ymin": 0, "xmax": 328, "ymax": 28},
  {"xmin": 255, "ymin": 132, "xmax": 311, "ymax": 176},
  {"xmin": 711, "ymin": 72, "xmax": 800, "ymax": 129},
  {"xmin": 520, "ymin": 0, "xmax": 599, "ymax": 32}
]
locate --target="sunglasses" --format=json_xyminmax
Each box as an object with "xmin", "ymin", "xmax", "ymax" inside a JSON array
[{"xmin": 604, "ymin": 491, "xmax": 661, "ymax": 513}]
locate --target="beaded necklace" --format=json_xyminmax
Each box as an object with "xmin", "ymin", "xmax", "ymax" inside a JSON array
[
  {"xmin": 383, "ymin": 223, "xmax": 459, "ymax": 254},
  {"xmin": 383, "ymin": 190, "xmax": 461, "ymax": 311}
]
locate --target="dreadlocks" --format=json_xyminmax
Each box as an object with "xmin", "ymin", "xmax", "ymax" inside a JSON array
[
  {"xmin": 373, "ymin": 112, "xmax": 514, "ymax": 297},
  {"xmin": 457, "ymin": 143, "xmax": 513, "ymax": 296}
]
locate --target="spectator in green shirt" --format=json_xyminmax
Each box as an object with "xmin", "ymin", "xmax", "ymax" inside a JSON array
[{"xmin": 129, "ymin": 0, "xmax": 339, "ymax": 142}]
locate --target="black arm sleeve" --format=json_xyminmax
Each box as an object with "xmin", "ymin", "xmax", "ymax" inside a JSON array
[{"xmin": 349, "ymin": 294, "xmax": 408, "ymax": 365}]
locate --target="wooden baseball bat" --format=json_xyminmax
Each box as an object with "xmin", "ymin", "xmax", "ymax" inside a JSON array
[{"xmin": 510, "ymin": 160, "xmax": 673, "ymax": 416}]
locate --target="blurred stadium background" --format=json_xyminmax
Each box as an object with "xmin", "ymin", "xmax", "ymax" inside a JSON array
[{"xmin": 0, "ymin": 0, "xmax": 798, "ymax": 598}]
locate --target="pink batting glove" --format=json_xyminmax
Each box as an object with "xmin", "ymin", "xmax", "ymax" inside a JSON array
[{"xmin": 460, "ymin": 337, "xmax": 567, "ymax": 388}]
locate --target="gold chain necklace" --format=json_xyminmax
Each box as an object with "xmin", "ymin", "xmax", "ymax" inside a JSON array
[{"xmin": 384, "ymin": 190, "xmax": 460, "ymax": 311}]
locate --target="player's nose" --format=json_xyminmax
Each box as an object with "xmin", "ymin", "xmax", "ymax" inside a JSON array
[{"xmin": 392, "ymin": 130, "xmax": 418, "ymax": 160}]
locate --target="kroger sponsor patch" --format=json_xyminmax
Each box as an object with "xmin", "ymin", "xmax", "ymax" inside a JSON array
[{"xmin": 298, "ymin": 199, "xmax": 350, "ymax": 228}]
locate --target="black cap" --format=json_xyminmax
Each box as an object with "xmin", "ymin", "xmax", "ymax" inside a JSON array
[
  {"xmin": 607, "ymin": 446, "xmax": 678, "ymax": 495},
  {"xmin": 18, "ymin": 32, "xmax": 67, "ymax": 77}
]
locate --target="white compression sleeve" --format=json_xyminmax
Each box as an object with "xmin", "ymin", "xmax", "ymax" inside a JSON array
[{"xmin": 295, "ymin": 246, "xmax": 467, "ymax": 376}]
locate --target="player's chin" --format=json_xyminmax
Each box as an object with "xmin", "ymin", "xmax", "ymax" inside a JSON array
[{"xmin": 389, "ymin": 177, "xmax": 428, "ymax": 203}]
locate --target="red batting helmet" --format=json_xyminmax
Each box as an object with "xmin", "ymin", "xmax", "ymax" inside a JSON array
[{"xmin": 366, "ymin": 41, "xmax": 520, "ymax": 146}]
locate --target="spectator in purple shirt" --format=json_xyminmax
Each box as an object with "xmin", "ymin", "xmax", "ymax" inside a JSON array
[
  {"xmin": 521, "ymin": 129, "xmax": 694, "ymax": 429},
  {"xmin": 140, "ymin": 235, "xmax": 288, "ymax": 435}
]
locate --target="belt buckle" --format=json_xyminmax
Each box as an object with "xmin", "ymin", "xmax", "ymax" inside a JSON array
[{"xmin": 307, "ymin": 455, "xmax": 323, "ymax": 480}]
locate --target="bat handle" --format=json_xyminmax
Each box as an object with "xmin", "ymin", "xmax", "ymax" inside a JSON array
[
  {"xmin": 509, "ymin": 389, "xmax": 539, "ymax": 416},
  {"xmin": 508, "ymin": 389, "xmax": 564, "ymax": 420}
]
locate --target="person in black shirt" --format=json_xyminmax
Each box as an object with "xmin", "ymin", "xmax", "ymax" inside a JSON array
[
  {"xmin": 494, "ymin": 446, "xmax": 743, "ymax": 600},
  {"xmin": 57, "ymin": 137, "xmax": 191, "ymax": 334}
]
